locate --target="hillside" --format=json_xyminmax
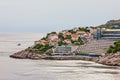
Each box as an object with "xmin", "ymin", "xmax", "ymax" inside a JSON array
[{"xmin": 98, "ymin": 19, "xmax": 120, "ymax": 29}]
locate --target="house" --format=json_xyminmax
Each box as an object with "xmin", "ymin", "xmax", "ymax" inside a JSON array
[
  {"xmin": 48, "ymin": 33, "xmax": 58, "ymax": 41},
  {"xmin": 63, "ymin": 32, "xmax": 71, "ymax": 37},
  {"xmin": 65, "ymin": 32, "xmax": 71, "ymax": 35},
  {"xmin": 76, "ymin": 30, "xmax": 86, "ymax": 35},
  {"xmin": 60, "ymin": 30, "xmax": 68, "ymax": 34},
  {"xmin": 82, "ymin": 33, "xmax": 91, "ymax": 39},
  {"xmin": 88, "ymin": 27, "xmax": 97, "ymax": 35},
  {"xmin": 52, "ymin": 38, "xmax": 60, "ymax": 42},
  {"xmin": 49, "ymin": 38, "xmax": 60, "ymax": 46},
  {"xmin": 64, "ymin": 39, "xmax": 71, "ymax": 44},
  {"xmin": 72, "ymin": 34, "xmax": 79, "ymax": 41},
  {"xmin": 34, "ymin": 40, "xmax": 49, "ymax": 45}
]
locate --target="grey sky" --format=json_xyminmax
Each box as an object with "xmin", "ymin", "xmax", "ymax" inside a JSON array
[{"xmin": 0, "ymin": 0, "xmax": 120, "ymax": 33}]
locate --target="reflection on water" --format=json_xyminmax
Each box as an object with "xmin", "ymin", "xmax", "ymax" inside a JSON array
[{"xmin": 0, "ymin": 34, "xmax": 120, "ymax": 80}]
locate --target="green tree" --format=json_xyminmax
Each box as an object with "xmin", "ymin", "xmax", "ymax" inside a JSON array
[
  {"xmin": 107, "ymin": 41, "xmax": 120, "ymax": 54},
  {"xmin": 51, "ymin": 32, "xmax": 57, "ymax": 34},
  {"xmin": 78, "ymin": 27, "xmax": 88, "ymax": 32},
  {"xmin": 66, "ymin": 35, "xmax": 71, "ymax": 39},
  {"xmin": 41, "ymin": 37, "xmax": 46, "ymax": 40},
  {"xmin": 68, "ymin": 30, "xmax": 76, "ymax": 34},
  {"xmin": 58, "ymin": 33, "xmax": 64, "ymax": 40},
  {"xmin": 58, "ymin": 41, "xmax": 63, "ymax": 46},
  {"xmin": 33, "ymin": 44, "xmax": 43, "ymax": 49}
]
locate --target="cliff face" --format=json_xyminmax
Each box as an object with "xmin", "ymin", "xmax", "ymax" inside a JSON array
[
  {"xmin": 97, "ymin": 52, "xmax": 120, "ymax": 66},
  {"xmin": 10, "ymin": 49, "xmax": 45, "ymax": 59}
]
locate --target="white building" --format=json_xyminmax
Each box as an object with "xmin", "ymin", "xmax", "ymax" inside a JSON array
[{"xmin": 48, "ymin": 34, "xmax": 58, "ymax": 41}]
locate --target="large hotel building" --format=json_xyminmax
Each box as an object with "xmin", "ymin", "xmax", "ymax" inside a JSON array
[{"xmin": 94, "ymin": 28, "xmax": 120, "ymax": 39}]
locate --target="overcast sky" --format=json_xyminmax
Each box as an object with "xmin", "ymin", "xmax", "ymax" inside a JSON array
[{"xmin": 0, "ymin": 0, "xmax": 120, "ymax": 33}]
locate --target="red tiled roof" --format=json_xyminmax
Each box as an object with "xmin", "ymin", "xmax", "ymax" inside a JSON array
[
  {"xmin": 64, "ymin": 32, "xmax": 71, "ymax": 35},
  {"xmin": 43, "ymin": 41, "xmax": 49, "ymax": 45},
  {"xmin": 52, "ymin": 38, "xmax": 60, "ymax": 42},
  {"xmin": 72, "ymin": 34, "xmax": 79, "ymax": 38}
]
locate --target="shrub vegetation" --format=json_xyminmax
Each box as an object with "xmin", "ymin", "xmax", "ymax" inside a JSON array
[{"xmin": 107, "ymin": 41, "xmax": 120, "ymax": 54}]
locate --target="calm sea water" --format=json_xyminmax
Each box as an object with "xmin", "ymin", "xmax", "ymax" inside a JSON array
[{"xmin": 0, "ymin": 33, "xmax": 120, "ymax": 80}]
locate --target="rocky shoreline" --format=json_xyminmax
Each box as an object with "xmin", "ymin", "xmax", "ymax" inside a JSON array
[
  {"xmin": 97, "ymin": 52, "xmax": 120, "ymax": 66},
  {"xmin": 10, "ymin": 49, "xmax": 120, "ymax": 66},
  {"xmin": 10, "ymin": 49, "xmax": 46, "ymax": 59},
  {"xmin": 10, "ymin": 49, "xmax": 98, "ymax": 61}
]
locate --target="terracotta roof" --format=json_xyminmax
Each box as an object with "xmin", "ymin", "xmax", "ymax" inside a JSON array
[
  {"xmin": 72, "ymin": 34, "xmax": 79, "ymax": 38},
  {"xmin": 35, "ymin": 40, "xmax": 49, "ymax": 45},
  {"xmin": 64, "ymin": 32, "xmax": 71, "ymax": 35},
  {"xmin": 52, "ymin": 38, "xmax": 60, "ymax": 42},
  {"xmin": 43, "ymin": 41, "xmax": 49, "ymax": 45}
]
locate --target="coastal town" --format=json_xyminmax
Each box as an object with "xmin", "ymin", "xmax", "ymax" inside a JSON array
[{"xmin": 10, "ymin": 19, "xmax": 120, "ymax": 66}]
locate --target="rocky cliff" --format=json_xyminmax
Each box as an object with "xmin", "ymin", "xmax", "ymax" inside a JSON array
[
  {"xmin": 10, "ymin": 49, "xmax": 45, "ymax": 59},
  {"xmin": 97, "ymin": 52, "xmax": 120, "ymax": 66}
]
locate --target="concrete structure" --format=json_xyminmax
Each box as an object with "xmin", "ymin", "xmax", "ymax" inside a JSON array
[
  {"xmin": 94, "ymin": 28, "xmax": 120, "ymax": 39},
  {"xmin": 74, "ymin": 39, "xmax": 115, "ymax": 55},
  {"xmin": 101, "ymin": 29, "xmax": 120, "ymax": 39},
  {"xmin": 94, "ymin": 28, "xmax": 101, "ymax": 40},
  {"xmin": 54, "ymin": 46, "xmax": 72, "ymax": 53}
]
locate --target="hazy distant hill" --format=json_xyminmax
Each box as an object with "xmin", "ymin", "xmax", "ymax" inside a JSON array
[
  {"xmin": 98, "ymin": 19, "xmax": 120, "ymax": 29},
  {"xmin": 106, "ymin": 19, "xmax": 120, "ymax": 25}
]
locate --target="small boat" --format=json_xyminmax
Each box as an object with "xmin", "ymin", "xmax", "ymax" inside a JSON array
[{"xmin": 17, "ymin": 43, "xmax": 21, "ymax": 46}]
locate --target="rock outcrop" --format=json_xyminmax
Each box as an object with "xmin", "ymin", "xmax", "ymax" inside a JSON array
[
  {"xmin": 10, "ymin": 49, "xmax": 45, "ymax": 59},
  {"xmin": 97, "ymin": 52, "xmax": 120, "ymax": 66}
]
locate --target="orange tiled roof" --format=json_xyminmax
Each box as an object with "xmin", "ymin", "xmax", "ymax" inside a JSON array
[
  {"xmin": 52, "ymin": 38, "xmax": 60, "ymax": 42},
  {"xmin": 43, "ymin": 41, "xmax": 49, "ymax": 45},
  {"xmin": 64, "ymin": 32, "xmax": 71, "ymax": 35},
  {"xmin": 72, "ymin": 34, "xmax": 79, "ymax": 38}
]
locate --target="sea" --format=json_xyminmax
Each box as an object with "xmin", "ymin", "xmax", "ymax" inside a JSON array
[{"xmin": 0, "ymin": 33, "xmax": 120, "ymax": 80}]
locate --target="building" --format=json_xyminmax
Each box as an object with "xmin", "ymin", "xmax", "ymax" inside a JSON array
[
  {"xmin": 63, "ymin": 32, "xmax": 71, "ymax": 38},
  {"xmin": 101, "ymin": 29, "xmax": 120, "ymax": 39},
  {"xmin": 94, "ymin": 28, "xmax": 120, "ymax": 39},
  {"xmin": 34, "ymin": 40, "xmax": 49, "ymax": 45},
  {"xmin": 54, "ymin": 46, "xmax": 72, "ymax": 53},
  {"xmin": 76, "ymin": 30, "xmax": 86, "ymax": 35},
  {"xmin": 94, "ymin": 28, "xmax": 102, "ymax": 40},
  {"xmin": 64, "ymin": 39, "xmax": 71, "ymax": 44},
  {"xmin": 88, "ymin": 27, "xmax": 97, "ymax": 35},
  {"xmin": 48, "ymin": 33, "xmax": 58, "ymax": 41},
  {"xmin": 49, "ymin": 38, "xmax": 60, "ymax": 46},
  {"xmin": 72, "ymin": 34, "xmax": 79, "ymax": 41}
]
